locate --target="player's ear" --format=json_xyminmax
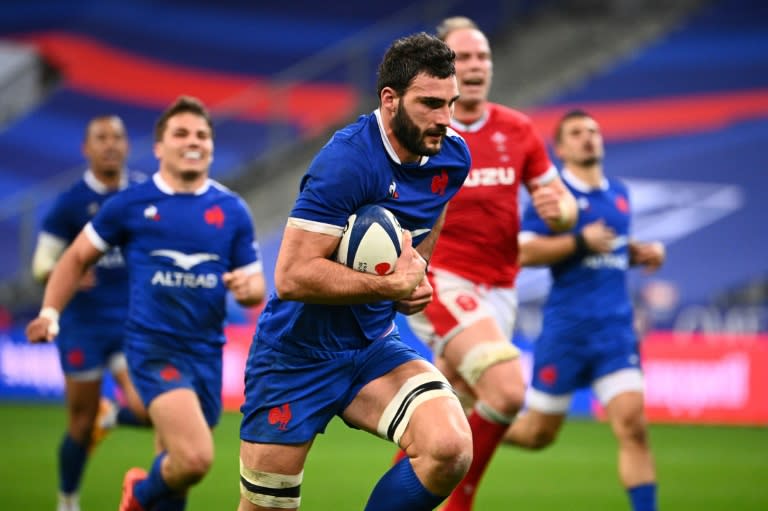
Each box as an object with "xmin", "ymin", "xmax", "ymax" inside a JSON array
[
  {"xmin": 153, "ymin": 141, "xmax": 163, "ymax": 160},
  {"xmin": 380, "ymin": 87, "xmax": 398, "ymax": 117}
]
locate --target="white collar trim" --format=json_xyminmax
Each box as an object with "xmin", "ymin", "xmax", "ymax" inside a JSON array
[
  {"xmin": 450, "ymin": 109, "xmax": 489, "ymax": 133},
  {"xmin": 83, "ymin": 169, "xmax": 128, "ymax": 194},
  {"xmin": 152, "ymin": 172, "xmax": 210, "ymax": 195},
  {"xmin": 374, "ymin": 109, "xmax": 429, "ymax": 167},
  {"xmin": 562, "ymin": 168, "xmax": 609, "ymax": 192}
]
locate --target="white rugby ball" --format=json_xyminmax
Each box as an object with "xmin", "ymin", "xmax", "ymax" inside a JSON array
[{"xmin": 336, "ymin": 204, "xmax": 403, "ymax": 275}]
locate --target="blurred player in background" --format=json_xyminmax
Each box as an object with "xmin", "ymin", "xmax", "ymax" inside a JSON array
[
  {"xmin": 503, "ymin": 109, "xmax": 664, "ymax": 511},
  {"xmin": 238, "ymin": 33, "xmax": 473, "ymax": 511},
  {"xmin": 29, "ymin": 115, "xmax": 149, "ymax": 511},
  {"xmin": 404, "ymin": 17, "xmax": 577, "ymax": 510},
  {"xmin": 26, "ymin": 96, "xmax": 267, "ymax": 511}
]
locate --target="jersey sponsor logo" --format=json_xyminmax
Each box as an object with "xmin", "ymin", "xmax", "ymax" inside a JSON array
[
  {"xmin": 463, "ymin": 167, "xmax": 516, "ymax": 187},
  {"xmin": 150, "ymin": 250, "xmax": 220, "ymax": 270},
  {"xmin": 582, "ymin": 253, "xmax": 629, "ymax": 270},
  {"xmin": 151, "ymin": 271, "xmax": 218, "ymax": 288},
  {"xmin": 144, "ymin": 204, "xmax": 160, "ymax": 221},
  {"xmin": 431, "ymin": 169, "xmax": 449, "ymax": 195},
  {"xmin": 204, "ymin": 205, "xmax": 226, "ymax": 228},
  {"xmin": 268, "ymin": 403, "xmax": 292, "ymax": 431},
  {"xmin": 150, "ymin": 250, "xmax": 220, "ymax": 288}
]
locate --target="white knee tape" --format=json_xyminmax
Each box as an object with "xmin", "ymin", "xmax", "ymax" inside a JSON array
[
  {"xmin": 239, "ymin": 458, "xmax": 303, "ymax": 509},
  {"xmin": 457, "ymin": 342, "xmax": 520, "ymax": 386},
  {"xmin": 377, "ymin": 372, "xmax": 456, "ymax": 446}
]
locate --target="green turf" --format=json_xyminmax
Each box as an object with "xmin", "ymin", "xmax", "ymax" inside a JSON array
[{"xmin": 1, "ymin": 403, "xmax": 766, "ymax": 510}]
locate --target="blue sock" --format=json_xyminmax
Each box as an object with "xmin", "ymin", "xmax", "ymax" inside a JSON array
[
  {"xmin": 628, "ymin": 483, "xmax": 657, "ymax": 511},
  {"xmin": 59, "ymin": 434, "xmax": 88, "ymax": 493},
  {"xmin": 134, "ymin": 452, "xmax": 172, "ymax": 508},
  {"xmin": 117, "ymin": 407, "xmax": 148, "ymax": 427},
  {"xmin": 364, "ymin": 458, "xmax": 445, "ymax": 511}
]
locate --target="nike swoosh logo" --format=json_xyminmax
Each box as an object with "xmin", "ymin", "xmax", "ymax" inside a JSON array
[{"xmin": 410, "ymin": 228, "xmax": 431, "ymax": 238}]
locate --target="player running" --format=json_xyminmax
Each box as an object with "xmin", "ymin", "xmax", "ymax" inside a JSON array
[
  {"xmin": 26, "ymin": 97, "xmax": 266, "ymax": 511},
  {"xmin": 405, "ymin": 17, "xmax": 577, "ymax": 510},
  {"xmin": 238, "ymin": 33, "xmax": 473, "ymax": 511},
  {"xmin": 503, "ymin": 109, "xmax": 664, "ymax": 511},
  {"xmin": 29, "ymin": 115, "xmax": 149, "ymax": 511}
]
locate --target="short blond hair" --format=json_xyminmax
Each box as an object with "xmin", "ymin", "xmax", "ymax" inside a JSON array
[{"xmin": 436, "ymin": 16, "xmax": 479, "ymax": 41}]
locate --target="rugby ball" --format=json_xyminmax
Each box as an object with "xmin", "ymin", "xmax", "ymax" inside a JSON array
[{"xmin": 336, "ymin": 204, "xmax": 403, "ymax": 275}]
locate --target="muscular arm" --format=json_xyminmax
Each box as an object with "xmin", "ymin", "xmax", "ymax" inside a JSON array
[
  {"xmin": 26, "ymin": 230, "xmax": 104, "ymax": 342},
  {"xmin": 274, "ymin": 224, "xmax": 425, "ymax": 305},
  {"xmin": 42, "ymin": 230, "xmax": 103, "ymax": 310}
]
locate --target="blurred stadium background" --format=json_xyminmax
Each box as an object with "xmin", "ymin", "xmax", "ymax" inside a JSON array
[{"xmin": 0, "ymin": 0, "xmax": 766, "ymax": 509}]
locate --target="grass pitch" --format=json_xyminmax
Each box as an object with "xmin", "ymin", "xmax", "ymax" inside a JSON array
[{"xmin": 1, "ymin": 403, "xmax": 766, "ymax": 510}]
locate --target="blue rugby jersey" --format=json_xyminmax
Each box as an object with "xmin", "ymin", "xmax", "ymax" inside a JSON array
[
  {"xmin": 257, "ymin": 110, "xmax": 471, "ymax": 353},
  {"xmin": 521, "ymin": 169, "xmax": 634, "ymax": 331},
  {"xmin": 86, "ymin": 173, "xmax": 262, "ymax": 351},
  {"xmin": 42, "ymin": 170, "xmax": 145, "ymax": 330}
]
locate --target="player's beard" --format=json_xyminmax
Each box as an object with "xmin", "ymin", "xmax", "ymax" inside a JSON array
[
  {"xmin": 580, "ymin": 155, "xmax": 602, "ymax": 167},
  {"xmin": 392, "ymin": 101, "xmax": 446, "ymax": 157}
]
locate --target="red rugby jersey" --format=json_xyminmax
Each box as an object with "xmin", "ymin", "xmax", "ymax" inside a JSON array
[{"xmin": 430, "ymin": 103, "xmax": 556, "ymax": 286}]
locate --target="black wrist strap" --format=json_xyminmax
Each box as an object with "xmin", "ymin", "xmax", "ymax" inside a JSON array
[{"xmin": 574, "ymin": 232, "xmax": 589, "ymax": 257}]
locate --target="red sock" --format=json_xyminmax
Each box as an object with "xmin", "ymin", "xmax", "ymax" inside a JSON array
[
  {"xmin": 391, "ymin": 448, "xmax": 407, "ymax": 466},
  {"xmin": 442, "ymin": 408, "xmax": 508, "ymax": 511}
]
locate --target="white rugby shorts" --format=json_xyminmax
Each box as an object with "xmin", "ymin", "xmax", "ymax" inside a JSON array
[{"xmin": 407, "ymin": 268, "xmax": 517, "ymax": 355}]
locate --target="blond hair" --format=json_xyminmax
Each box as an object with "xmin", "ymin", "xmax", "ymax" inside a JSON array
[{"xmin": 436, "ymin": 16, "xmax": 479, "ymax": 41}]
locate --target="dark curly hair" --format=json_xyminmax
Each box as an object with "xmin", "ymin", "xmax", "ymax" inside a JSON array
[{"xmin": 376, "ymin": 32, "xmax": 456, "ymax": 97}]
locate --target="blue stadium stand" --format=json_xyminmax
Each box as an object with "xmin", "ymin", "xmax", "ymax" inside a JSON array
[{"xmin": 0, "ymin": 0, "xmax": 530, "ymax": 283}]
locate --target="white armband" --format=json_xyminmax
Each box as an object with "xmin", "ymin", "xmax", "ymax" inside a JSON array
[{"xmin": 31, "ymin": 233, "xmax": 67, "ymax": 282}]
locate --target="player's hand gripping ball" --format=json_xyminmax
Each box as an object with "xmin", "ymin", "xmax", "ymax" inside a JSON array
[{"xmin": 336, "ymin": 204, "xmax": 403, "ymax": 275}]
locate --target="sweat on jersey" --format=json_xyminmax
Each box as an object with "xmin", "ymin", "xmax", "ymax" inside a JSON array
[
  {"xmin": 431, "ymin": 103, "xmax": 558, "ymax": 287},
  {"xmin": 85, "ymin": 172, "xmax": 262, "ymax": 351},
  {"xmin": 256, "ymin": 109, "xmax": 471, "ymax": 354},
  {"xmin": 41, "ymin": 169, "xmax": 145, "ymax": 331},
  {"xmin": 520, "ymin": 169, "xmax": 634, "ymax": 331}
]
